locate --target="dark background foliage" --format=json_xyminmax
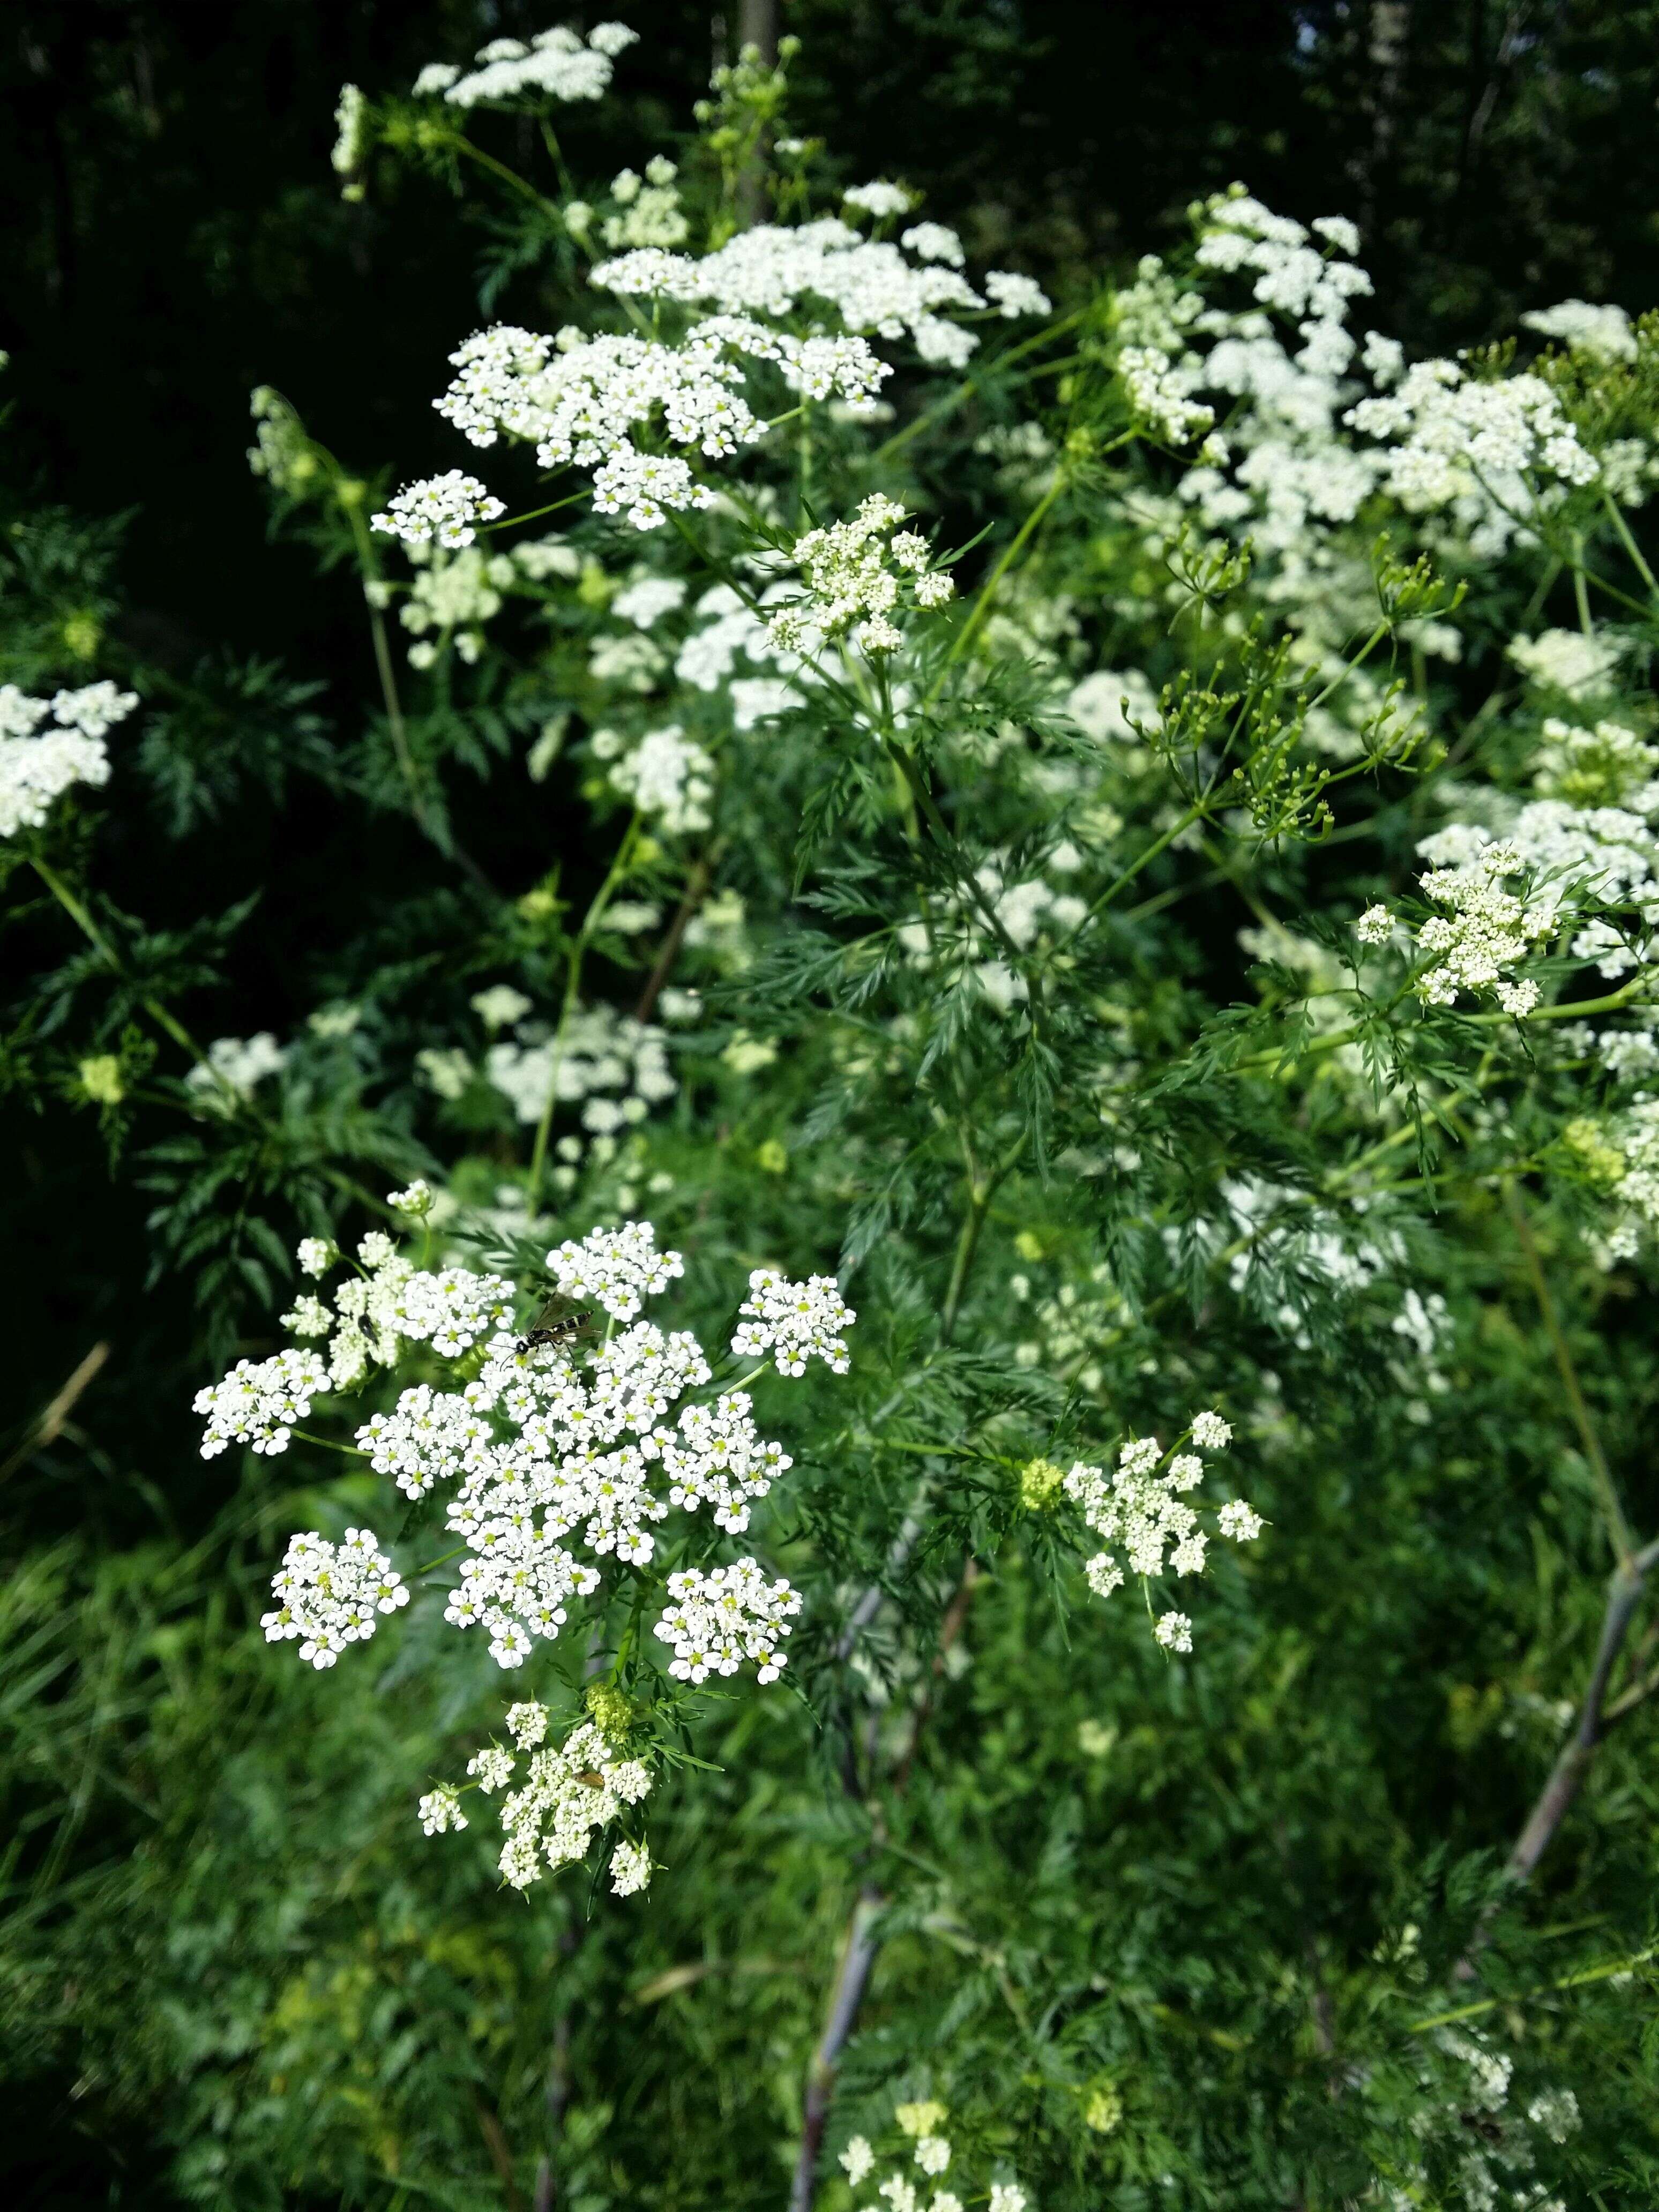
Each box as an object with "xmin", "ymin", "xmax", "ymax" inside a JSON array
[
  {"xmin": 9, "ymin": 2, "xmax": 1659, "ymax": 677},
  {"xmin": 5, "ymin": 4, "xmax": 1659, "ymax": 2206},
  {"xmin": 9, "ymin": 0, "xmax": 1657, "ymax": 1511}
]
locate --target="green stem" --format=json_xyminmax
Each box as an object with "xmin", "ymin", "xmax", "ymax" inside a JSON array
[
  {"xmin": 526, "ymin": 819, "xmax": 642, "ymax": 1205},
  {"xmin": 1601, "ymin": 488, "xmax": 1659, "ymax": 599},
  {"xmin": 868, "ymin": 310, "xmax": 1084, "ymax": 468},
  {"xmin": 941, "ymin": 1133, "xmax": 1026, "ymax": 1343},
  {"xmin": 341, "ymin": 502, "xmax": 462, "ymax": 875},
  {"xmin": 479, "ymin": 491, "xmax": 591, "ymax": 535},
  {"xmin": 1409, "ymin": 1942, "xmax": 1658, "ymax": 2033},
  {"xmin": 1232, "ymin": 976, "xmax": 1654, "ymax": 1075},
  {"xmin": 32, "ymin": 859, "xmax": 242, "ymax": 1106},
  {"xmin": 451, "ymin": 136, "xmax": 558, "ymax": 215},
  {"xmin": 1571, "ymin": 532, "xmax": 1594, "ymax": 636},
  {"xmin": 930, "ymin": 469, "xmax": 1065, "ymax": 691}
]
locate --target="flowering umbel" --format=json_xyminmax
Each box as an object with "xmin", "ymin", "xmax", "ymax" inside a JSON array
[{"xmin": 195, "ymin": 1212, "xmax": 856, "ymax": 1889}]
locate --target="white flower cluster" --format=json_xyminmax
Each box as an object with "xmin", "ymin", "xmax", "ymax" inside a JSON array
[
  {"xmin": 371, "ymin": 469, "xmax": 505, "ymax": 549},
  {"xmin": 732, "ymin": 1266, "xmax": 855, "ymax": 1374},
  {"xmin": 415, "ymin": 23, "xmax": 637, "ymax": 109},
  {"xmin": 547, "ymin": 1217, "xmax": 685, "ymax": 1318},
  {"xmin": 453, "ymin": 1707, "xmax": 654, "ymax": 1891},
  {"xmin": 1067, "ymin": 667, "xmax": 1164, "ymax": 743},
  {"xmin": 840, "ymin": 2114, "xmax": 1026, "ymax": 2212},
  {"xmin": 1411, "ymin": 841, "xmax": 1555, "ymax": 1013},
  {"xmin": 195, "ymin": 1347, "xmax": 329, "ymax": 1458},
  {"xmin": 1120, "ymin": 343, "xmax": 1214, "ymax": 445},
  {"xmin": 1371, "ymin": 2027, "xmax": 1580, "ymax": 2212},
  {"xmin": 1347, "ymin": 360, "xmax": 1598, "ymax": 553},
  {"xmin": 1603, "ymin": 1099, "xmax": 1659, "ymax": 1257},
  {"xmin": 1521, "ymin": 297, "xmax": 1636, "ymax": 364},
  {"xmin": 261, "ymin": 1527, "xmax": 408, "ymax": 1668},
  {"xmin": 591, "ymin": 216, "xmax": 1047, "ymax": 369},
  {"xmin": 200, "ymin": 1217, "xmax": 854, "ymax": 1683},
  {"xmin": 596, "ymin": 721, "xmax": 715, "ymax": 833},
  {"xmin": 399, "ymin": 542, "xmax": 513, "ymax": 665},
  {"xmin": 842, "ymin": 181, "xmax": 913, "ymax": 219},
  {"xmin": 660, "ymin": 1391, "xmax": 792, "ymax": 1530},
  {"xmin": 652, "ymin": 1559, "xmax": 802, "ymax": 1683},
  {"xmin": 895, "ymin": 852, "xmax": 1088, "ymax": 1013},
  {"xmin": 1195, "ymin": 196, "xmax": 1373, "ymax": 324},
  {"xmin": 1415, "ymin": 775, "xmax": 1659, "ymax": 1002},
  {"xmin": 248, "ymin": 1229, "xmax": 515, "ymax": 1402},
  {"xmin": 675, "ymin": 581, "xmax": 808, "ymax": 704},
  {"xmin": 410, "ymin": 1231, "xmax": 814, "ymax": 1643},
  {"xmin": 767, "ymin": 494, "xmax": 954, "ymax": 655},
  {"xmin": 184, "ymin": 1030, "xmax": 288, "ymax": 1102},
  {"xmin": 1167, "ymin": 197, "xmax": 1387, "ymax": 583},
  {"xmin": 611, "ymin": 574, "xmax": 689, "ymax": 629},
  {"xmin": 485, "ymin": 1003, "xmax": 676, "ymax": 1134},
  {"xmin": 432, "ymin": 318, "xmax": 888, "ymax": 531},
  {"xmin": 1064, "ymin": 1412, "xmax": 1259, "ymax": 1648},
  {"xmin": 602, "ymin": 156, "xmax": 688, "ymax": 251},
  {"xmin": 0, "ymin": 680, "xmax": 136, "ymax": 838},
  {"xmin": 1508, "ymin": 626, "xmax": 1624, "ymax": 701}
]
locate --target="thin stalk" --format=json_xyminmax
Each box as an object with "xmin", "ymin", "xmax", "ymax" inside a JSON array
[
  {"xmin": 787, "ymin": 1889, "xmax": 884, "ymax": 2212},
  {"xmin": 480, "ymin": 491, "xmax": 591, "ymax": 534},
  {"xmin": 635, "ymin": 845, "xmax": 719, "ymax": 1023},
  {"xmin": 787, "ymin": 1128, "xmax": 1023, "ymax": 2212},
  {"xmin": 1502, "ymin": 1550, "xmax": 1655, "ymax": 1884},
  {"xmin": 1413, "ymin": 1940, "xmax": 1658, "ymax": 2033},
  {"xmin": 1230, "ymin": 975, "xmax": 1653, "ymax": 1077},
  {"xmin": 868, "ymin": 310, "xmax": 1085, "ymax": 468},
  {"xmin": 930, "ymin": 469, "xmax": 1065, "ymax": 692},
  {"xmin": 452, "ymin": 134, "xmax": 558, "ymax": 216},
  {"xmin": 527, "ymin": 819, "xmax": 641, "ymax": 1205},
  {"xmin": 1601, "ymin": 487, "xmax": 1659, "ymax": 597},
  {"xmin": 32, "ymin": 858, "xmax": 398, "ymax": 1222},
  {"xmin": 1571, "ymin": 532, "xmax": 1594, "ymax": 635},
  {"xmin": 343, "ymin": 507, "xmax": 494, "ymax": 895},
  {"xmin": 940, "ymin": 1133, "xmax": 1025, "ymax": 1341},
  {"xmin": 1504, "ymin": 1180, "xmax": 1636, "ymax": 1571},
  {"xmin": 33, "ymin": 859, "xmax": 243, "ymax": 1107}
]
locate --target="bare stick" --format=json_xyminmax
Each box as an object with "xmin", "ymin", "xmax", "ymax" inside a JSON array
[
  {"xmin": 787, "ymin": 1887, "xmax": 884, "ymax": 2212},
  {"xmin": 1504, "ymin": 1535, "xmax": 1659, "ymax": 1885},
  {"xmin": 0, "ymin": 1343, "xmax": 110, "ymax": 1485},
  {"xmin": 635, "ymin": 847, "xmax": 716, "ymax": 1024}
]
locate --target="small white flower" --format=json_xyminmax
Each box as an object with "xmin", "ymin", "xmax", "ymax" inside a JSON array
[
  {"xmin": 731, "ymin": 1267, "xmax": 856, "ymax": 1376},
  {"xmin": 1218, "ymin": 1500, "xmax": 1264, "ymax": 1542},
  {"xmin": 610, "ymin": 1837, "xmax": 652, "ymax": 1895},
  {"xmin": 1355, "ymin": 903, "xmax": 1393, "ymax": 945},
  {"xmin": 372, "ymin": 469, "xmax": 505, "ymax": 550},
  {"xmin": 419, "ymin": 1786, "xmax": 468, "ymax": 1835},
  {"xmin": 467, "ymin": 1746, "xmax": 515, "ymax": 1793},
  {"xmin": 472, "ymin": 983, "xmax": 533, "ymax": 1029},
  {"xmin": 297, "ymin": 1237, "xmax": 334, "ymax": 1279},
  {"xmin": 841, "ymin": 2139, "xmax": 876, "ymax": 2186}
]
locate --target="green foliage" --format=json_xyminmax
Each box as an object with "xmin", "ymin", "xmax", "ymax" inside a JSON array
[{"xmin": 6, "ymin": 18, "xmax": 1659, "ymax": 2212}]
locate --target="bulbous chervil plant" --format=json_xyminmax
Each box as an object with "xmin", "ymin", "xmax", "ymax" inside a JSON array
[{"xmin": 9, "ymin": 18, "xmax": 1659, "ymax": 2211}]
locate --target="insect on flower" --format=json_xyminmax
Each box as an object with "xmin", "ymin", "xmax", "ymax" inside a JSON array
[{"xmin": 515, "ymin": 1296, "xmax": 595, "ymax": 1359}]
